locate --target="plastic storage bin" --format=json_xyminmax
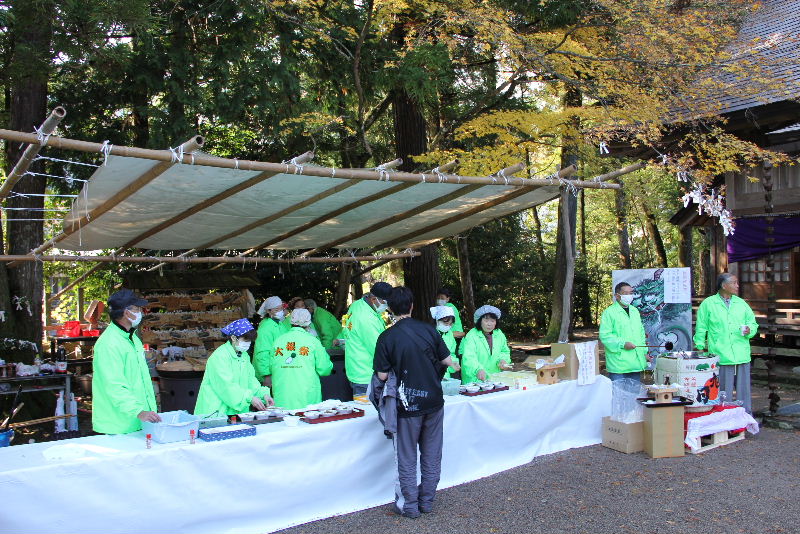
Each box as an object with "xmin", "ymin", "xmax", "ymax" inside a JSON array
[
  {"xmin": 141, "ymin": 410, "xmax": 200, "ymax": 443},
  {"xmin": 441, "ymin": 377, "xmax": 461, "ymax": 396}
]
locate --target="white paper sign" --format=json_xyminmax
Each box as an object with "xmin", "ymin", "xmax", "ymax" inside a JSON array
[
  {"xmin": 575, "ymin": 340, "xmax": 598, "ymax": 386},
  {"xmin": 663, "ymin": 267, "xmax": 692, "ymax": 304}
]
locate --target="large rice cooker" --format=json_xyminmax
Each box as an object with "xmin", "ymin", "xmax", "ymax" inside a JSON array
[{"xmin": 654, "ymin": 351, "xmax": 720, "ymax": 404}]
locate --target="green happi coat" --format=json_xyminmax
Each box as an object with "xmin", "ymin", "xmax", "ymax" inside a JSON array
[
  {"xmin": 340, "ymin": 298, "xmax": 387, "ymax": 384},
  {"xmin": 253, "ymin": 316, "xmax": 292, "ymax": 381},
  {"xmin": 459, "ymin": 327, "xmax": 510, "ymax": 384},
  {"xmin": 598, "ymin": 301, "xmax": 648, "ymax": 374},
  {"xmin": 440, "ymin": 329, "xmax": 459, "ymax": 377},
  {"xmin": 91, "ymin": 322, "xmax": 157, "ymax": 434},
  {"xmin": 194, "ymin": 342, "xmax": 271, "ymax": 416},
  {"xmin": 445, "ymin": 302, "xmax": 464, "ymax": 334},
  {"xmin": 311, "ymin": 306, "xmax": 342, "ymax": 350},
  {"xmin": 266, "ymin": 327, "xmax": 334, "ymax": 409},
  {"xmin": 694, "ymin": 293, "xmax": 758, "ymax": 365}
]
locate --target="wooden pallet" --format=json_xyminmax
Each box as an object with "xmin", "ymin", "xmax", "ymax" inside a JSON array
[{"xmin": 689, "ymin": 430, "xmax": 745, "ymax": 454}]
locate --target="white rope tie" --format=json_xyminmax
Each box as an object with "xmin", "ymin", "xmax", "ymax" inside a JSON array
[
  {"xmin": 34, "ymin": 126, "xmax": 51, "ymax": 146},
  {"xmin": 432, "ymin": 167, "xmax": 447, "ymax": 183},
  {"xmin": 290, "ymin": 157, "xmax": 304, "ymax": 175},
  {"xmin": 234, "ymin": 158, "xmax": 240, "ymax": 170},
  {"xmin": 24, "ymin": 171, "xmax": 87, "ymax": 183},
  {"xmin": 169, "ymin": 145, "xmax": 185, "ymax": 164},
  {"xmin": 100, "ymin": 141, "xmax": 113, "ymax": 165},
  {"xmin": 497, "ymin": 169, "xmax": 509, "ymax": 186},
  {"xmin": 331, "ymin": 167, "xmax": 336, "ymax": 178},
  {"xmin": 10, "ymin": 192, "xmax": 78, "ymax": 198}
]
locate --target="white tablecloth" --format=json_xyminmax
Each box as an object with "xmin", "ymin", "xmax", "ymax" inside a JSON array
[{"xmin": 0, "ymin": 377, "xmax": 611, "ymax": 534}]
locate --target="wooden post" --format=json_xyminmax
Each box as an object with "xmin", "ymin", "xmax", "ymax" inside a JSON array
[
  {"xmin": 333, "ymin": 261, "xmax": 353, "ymax": 317},
  {"xmin": 558, "ymin": 188, "xmax": 576, "ymax": 343},
  {"xmin": 762, "ymin": 160, "xmax": 780, "ymax": 413}
]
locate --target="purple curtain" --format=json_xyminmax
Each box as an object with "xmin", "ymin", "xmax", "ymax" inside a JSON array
[{"xmin": 727, "ymin": 215, "xmax": 800, "ymax": 263}]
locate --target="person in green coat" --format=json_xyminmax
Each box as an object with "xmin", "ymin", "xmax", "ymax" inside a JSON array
[
  {"xmin": 599, "ymin": 282, "xmax": 648, "ymax": 382},
  {"xmin": 340, "ymin": 282, "xmax": 392, "ymax": 396},
  {"xmin": 195, "ymin": 319, "xmax": 274, "ymax": 416},
  {"xmin": 265, "ymin": 308, "xmax": 334, "ymax": 409},
  {"xmin": 92, "ymin": 289, "xmax": 159, "ymax": 434},
  {"xmin": 694, "ymin": 273, "xmax": 758, "ymax": 412},
  {"xmin": 459, "ymin": 305, "xmax": 511, "ymax": 383},
  {"xmin": 430, "ymin": 305, "xmax": 459, "ymax": 377},
  {"xmin": 305, "ymin": 299, "xmax": 342, "ymax": 350},
  {"xmin": 435, "ymin": 287, "xmax": 464, "ymax": 339},
  {"xmin": 253, "ymin": 295, "xmax": 291, "ymax": 383}
]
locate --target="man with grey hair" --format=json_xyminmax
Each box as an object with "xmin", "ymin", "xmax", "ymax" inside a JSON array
[
  {"xmin": 304, "ymin": 299, "xmax": 342, "ymax": 351},
  {"xmin": 694, "ymin": 273, "xmax": 758, "ymax": 412}
]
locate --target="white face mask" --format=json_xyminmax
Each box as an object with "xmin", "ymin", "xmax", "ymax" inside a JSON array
[
  {"xmin": 273, "ymin": 310, "xmax": 285, "ymax": 321},
  {"xmin": 374, "ymin": 300, "xmax": 388, "ymax": 313},
  {"xmin": 235, "ymin": 340, "xmax": 251, "ymax": 353},
  {"xmin": 436, "ymin": 321, "xmax": 452, "ymax": 333},
  {"xmin": 619, "ymin": 294, "xmax": 635, "ymax": 306},
  {"xmin": 436, "ymin": 299, "xmax": 447, "ymax": 307},
  {"xmin": 128, "ymin": 310, "xmax": 143, "ymax": 328}
]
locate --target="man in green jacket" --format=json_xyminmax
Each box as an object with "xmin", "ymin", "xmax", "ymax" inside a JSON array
[
  {"xmin": 253, "ymin": 295, "xmax": 291, "ymax": 383},
  {"xmin": 266, "ymin": 308, "xmax": 334, "ymax": 409},
  {"xmin": 599, "ymin": 282, "xmax": 648, "ymax": 382},
  {"xmin": 305, "ymin": 299, "xmax": 342, "ymax": 350},
  {"xmin": 92, "ymin": 289, "xmax": 160, "ymax": 434},
  {"xmin": 340, "ymin": 282, "xmax": 392, "ymax": 396},
  {"xmin": 694, "ymin": 273, "xmax": 758, "ymax": 412}
]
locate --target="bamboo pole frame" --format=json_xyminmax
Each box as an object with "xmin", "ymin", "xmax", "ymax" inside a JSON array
[
  {"xmin": 47, "ymin": 151, "xmax": 316, "ymax": 302},
  {"xmin": 366, "ymin": 162, "xmax": 645, "ymax": 252},
  {"xmin": 0, "ymin": 128, "xmax": 619, "ymax": 189},
  {"xmin": 0, "ymin": 107, "xmax": 66, "ymax": 201},
  {"xmin": 142, "ymin": 158, "xmax": 405, "ymax": 273},
  {"xmin": 205, "ymin": 158, "xmax": 436, "ymax": 271},
  {"xmin": 299, "ymin": 163, "xmax": 526, "ymax": 258},
  {"xmin": 10, "ymin": 135, "xmax": 205, "ymax": 268},
  {"xmin": 0, "ymin": 252, "xmax": 420, "ymax": 264}
]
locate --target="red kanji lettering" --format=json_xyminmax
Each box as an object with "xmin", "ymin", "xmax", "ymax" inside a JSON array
[
  {"xmin": 287, "ymin": 342, "xmax": 296, "ymax": 351},
  {"xmin": 299, "ymin": 346, "xmax": 310, "ymax": 356},
  {"xmin": 274, "ymin": 347, "xmax": 283, "ymax": 356}
]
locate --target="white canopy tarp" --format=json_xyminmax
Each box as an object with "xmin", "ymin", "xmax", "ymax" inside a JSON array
[{"xmin": 58, "ymin": 155, "xmax": 560, "ymax": 252}]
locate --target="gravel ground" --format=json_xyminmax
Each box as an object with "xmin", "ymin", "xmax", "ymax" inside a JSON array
[{"xmin": 278, "ymin": 383, "xmax": 800, "ymax": 534}]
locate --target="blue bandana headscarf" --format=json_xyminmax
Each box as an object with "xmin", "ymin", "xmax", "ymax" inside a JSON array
[{"xmin": 221, "ymin": 318, "xmax": 254, "ymax": 337}]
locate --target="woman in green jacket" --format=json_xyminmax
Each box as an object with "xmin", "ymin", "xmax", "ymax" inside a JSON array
[
  {"xmin": 195, "ymin": 319, "xmax": 274, "ymax": 417},
  {"xmin": 459, "ymin": 305, "xmax": 511, "ymax": 383},
  {"xmin": 430, "ymin": 305, "xmax": 459, "ymax": 377}
]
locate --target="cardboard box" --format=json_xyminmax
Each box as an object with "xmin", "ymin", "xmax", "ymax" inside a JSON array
[
  {"xmin": 655, "ymin": 354, "xmax": 720, "ymax": 402},
  {"xmin": 550, "ymin": 342, "xmax": 600, "ymax": 381},
  {"xmin": 602, "ymin": 416, "xmax": 644, "ymax": 454},
  {"xmin": 643, "ymin": 405, "xmax": 685, "ymax": 458}
]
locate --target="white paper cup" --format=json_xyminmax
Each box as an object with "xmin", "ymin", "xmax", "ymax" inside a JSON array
[{"xmin": 283, "ymin": 415, "xmax": 300, "ymax": 427}]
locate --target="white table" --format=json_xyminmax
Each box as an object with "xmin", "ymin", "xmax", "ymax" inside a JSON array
[{"xmin": 0, "ymin": 377, "xmax": 611, "ymax": 534}]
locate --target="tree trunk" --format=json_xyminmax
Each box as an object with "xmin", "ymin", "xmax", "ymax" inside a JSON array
[
  {"xmin": 641, "ymin": 202, "xmax": 668, "ymax": 267},
  {"xmin": 456, "ymin": 235, "xmax": 476, "ymax": 324},
  {"xmin": 544, "ymin": 87, "xmax": 580, "ymax": 342},
  {"xmin": 613, "ymin": 178, "xmax": 632, "ymax": 268},
  {"xmin": 393, "ymin": 80, "xmax": 438, "ymax": 320},
  {"xmin": 761, "ymin": 161, "xmax": 780, "ymax": 412},
  {"xmin": 699, "ymin": 230, "xmax": 712, "ymax": 295},
  {"xmin": 403, "ymin": 245, "xmax": 440, "ymax": 322},
  {"xmin": 678, "ymin": 226, "xmax": 693, "ymax": 268},
  {"xmin": 531, "ymin": 206, "xmax": 546, "ymax": 264},
  {"xmin": 3, "ymin": 0, "xmax": 54, "ymax": 355},
  {"xmin": 333, "ymin": 262, "xmax": 353, "ymax": 317}
]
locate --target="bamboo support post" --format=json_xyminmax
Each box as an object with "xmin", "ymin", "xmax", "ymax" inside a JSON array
[
  {"xmin": 299, "ymin": 162, "xmax": 525, "ymax": 258},
  {"xmin": 0, "ymin": 129, "xmax": 618, "ymax": 189},
  {"xmin": 0, "ymin": 107, "xmax": 67, "ymax": 201},
  {"xmin": 0, "ymin": 252, "xmax": 420, "ymax": 264}
]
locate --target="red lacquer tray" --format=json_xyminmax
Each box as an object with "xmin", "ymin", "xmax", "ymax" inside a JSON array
[
  {"xmin": 298, "ymin": 408, "xmax": 365, "ymax": 424},
  {"xmin": 460, "ymin": 385, "xmax": 509, "ymax": 397}
]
